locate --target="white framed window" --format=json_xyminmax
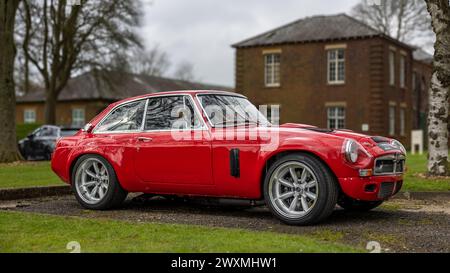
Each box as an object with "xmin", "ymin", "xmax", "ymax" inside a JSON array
[
  {"xmin": 24, "ymin": 109, "xmax": 36, "ymax": 124},
  {"xmin": 389, "ymin": 105, "xmax": 396, "ymax": 135},
  {"xmin": 327, "ymin": 49, "xmax": 345, "ymax": 84},
  {"xmin": 400, "ymin": 55, "xmax": 406, "ymax": 88},
  {"xmin": 327, "ymin": 107, "xmax": 345, "ymax": 129},
  {"xmin": 264, "ymin": 53, "xmax": 281, "ymax": 87},
  {"xmin": 400, "ymin": 108, "xmax": 406, "ymax": 136},
  {"xmin": 389, "ymin": 50, "xmax": 396, "ymax": 86},
  {"xmin": 258, "ymin": 104, "xmax": 280, "ymax": 126},
  {"xmin": 72, "ymin": 108, "xmax": 85, "ymax": 127}
]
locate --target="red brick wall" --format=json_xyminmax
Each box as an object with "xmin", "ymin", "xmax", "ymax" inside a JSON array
[{"xmin": 235, "ymin": 37, "xmax": 413, "ymax": 146}]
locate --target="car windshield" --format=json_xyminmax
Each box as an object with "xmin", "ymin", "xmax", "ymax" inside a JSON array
[
  {"xmin": 60, "ymin": 129, "xmax": 79, "ymax": 137},
  {"xmin": 198, "ymin": 94, "xmax": 270, "ymax": 127}
]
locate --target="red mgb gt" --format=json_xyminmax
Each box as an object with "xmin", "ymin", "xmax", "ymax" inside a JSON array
[{"xmin": 51, "ymin": 91, "xmax": 406, "ymax": 225}]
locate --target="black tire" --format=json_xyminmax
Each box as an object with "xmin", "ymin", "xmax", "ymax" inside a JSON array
[
  {"xmin": 263, "ymin": 153, "xmax": 338, "ymax": 225},
  {"xmin": 71, "ymin": 154, "xmax": 127, "ymax": 210},
  {"xmin": 338, "ymin": 195, "xmax": 383, "ymax": 212},
  {"xmin": 44, "ymin": 149, "xmax": 52, "ymax": 161}
]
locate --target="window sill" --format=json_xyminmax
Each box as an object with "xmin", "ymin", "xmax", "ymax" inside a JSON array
[
  {"xmin": 327, "ymin": 81, "xmax": 345, "ymax": 86},
  {"xmin": 265, "ymin": 84, "xmax": 281, "ymax": 88}
]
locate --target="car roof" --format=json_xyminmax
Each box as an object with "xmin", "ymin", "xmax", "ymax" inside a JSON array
[{"xmin": 110, "ymin": 90, "xmax": 244, "ymax": 107}]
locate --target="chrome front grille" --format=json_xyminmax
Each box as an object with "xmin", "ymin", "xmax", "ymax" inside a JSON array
[{"xmin": 374, "ymin": 154, "xmax": 405, "ymax": 175}]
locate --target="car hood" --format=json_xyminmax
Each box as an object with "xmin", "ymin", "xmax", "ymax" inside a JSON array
[{"xmin": 277, "ymin": 123, "xmax": 402, "ymax": 156}]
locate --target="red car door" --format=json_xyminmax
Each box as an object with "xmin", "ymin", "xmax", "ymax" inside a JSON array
[
  {"xmin": 210, "ymin": 126, "xmax": 264, "ymax": 198},
  {"xmin": 134, "ymin": 95, "xmax": 213, "ymax": 189}
]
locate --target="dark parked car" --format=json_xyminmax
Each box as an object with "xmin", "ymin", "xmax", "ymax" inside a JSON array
[{"xmin": 18, "ymin": 125, "xmax": 80, "ymax": 160}]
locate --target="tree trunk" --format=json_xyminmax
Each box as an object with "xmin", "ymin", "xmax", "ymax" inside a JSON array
[
  {"xmin": 0, "ymin": 0, "xmax": 22, "ymax": 163},
  {"xmin": 44, "ymin": 89, "xmax": 57, "ymax": 125},
  {"xmin": 426, "ymin": 0, "xmax": 450, "ymax": 176}
]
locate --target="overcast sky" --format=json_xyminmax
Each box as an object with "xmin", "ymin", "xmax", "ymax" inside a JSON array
[{"xmin": 141, "ymin": 0, "xmax": 360, "ymax": 86}]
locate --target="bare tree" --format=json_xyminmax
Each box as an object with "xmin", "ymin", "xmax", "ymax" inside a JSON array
[
  {"xmin": 352, "ymin": 0, "xmax": 433, "ymax": 48},
  {"xmin": 123, "ymin": 45, "xmax": 171, "ymax": 77},
  {"xmin": 173, "ymin": 61, "xmax": 196, "ymax": 81},
  {"xmin": 0, "ymin": 0, "xmax": 22, "ymax": 162},
  {"xmin": 16, "ymin": 0, "xmax": 143, "ymax": 124},
  {"xmin": 425, "ymin": 0, "xmax": 449, "ymax": 176}
]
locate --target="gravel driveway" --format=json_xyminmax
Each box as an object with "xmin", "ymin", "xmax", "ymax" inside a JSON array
[{"xmin": 2, "ymin": 194, "xmax": 449, "ymax": 253}]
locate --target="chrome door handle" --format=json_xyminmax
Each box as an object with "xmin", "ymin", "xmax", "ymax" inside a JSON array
[{"xmin": 137, "ymin": 137, "xmax": 153, "ymax": 142}]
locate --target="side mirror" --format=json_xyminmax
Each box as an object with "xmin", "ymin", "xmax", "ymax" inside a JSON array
[
  {"xmin": 82, "ymin": 123, "xmax": 94, "ymax": 133},
  {"xmin": 27, "ymin": 133, "xmax": 34, "ymax": 139}
]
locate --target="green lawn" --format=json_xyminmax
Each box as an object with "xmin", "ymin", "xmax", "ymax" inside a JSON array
[
  {"xmin": 0, "ymin": 161, "xmax": 63, "ymax": 189},
  {"xmin": 0, "ymin": 211, "xmax": 359, "ymax": 253},
  {"xmin": 403, "ymin": 153, "xmax": 450, "ymax": 192}
]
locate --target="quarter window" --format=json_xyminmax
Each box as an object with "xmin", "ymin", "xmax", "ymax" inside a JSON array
[
  {"xmin": 327, "ymin": 107, "xmax": 345, "ymax": 129},
  {"xmin": 264, "ymin": 54, "xmax": 281, "ymax": 87},
  {"xmin": 145, "ymin": 96, "xmax": 201, "ymax": 131},
  {"xmin": 72, "ymin": 108, "xmax": 85, "ymax": 127},
  {"xmin": 24, "ymin": 109, "xmax": 36, "ymax": 124},
  {"xmin": 327, "ymin": 49, "xmax": 345, "ymax": 84},
  {"xmin": 96, "ymin": 100, "xmax": 145, "ymax": 132}
]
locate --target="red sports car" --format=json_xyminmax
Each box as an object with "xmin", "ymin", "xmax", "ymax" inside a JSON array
[{"xmin": 51, "ymin": 90, "xmax": 406, "ymax": 225}]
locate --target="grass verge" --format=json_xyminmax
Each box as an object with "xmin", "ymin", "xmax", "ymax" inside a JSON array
[
  {"xmin": 0, "ymin": 161, "xmax": 62, "ymax": 189},
  {"xmin": 403, "ymin": 153, "xmax": 450, "ymax": 192},
  {"xmin": 0, "ymin": 211, "xmax": 360, "ymax": 253}
]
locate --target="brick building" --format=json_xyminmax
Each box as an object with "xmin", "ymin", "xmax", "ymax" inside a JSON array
[
  {"xmin": 232, "ymin": 14, "xmax": 433, "ymax": 147},
  {"xmin": 16, "ymin": 70, "xmax": 231, "ymax": 127}
]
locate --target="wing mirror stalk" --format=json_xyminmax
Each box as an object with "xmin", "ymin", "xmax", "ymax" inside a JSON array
[{"xmin": 82, "ymin": 123, "xmax": 94, "ymax": 133}]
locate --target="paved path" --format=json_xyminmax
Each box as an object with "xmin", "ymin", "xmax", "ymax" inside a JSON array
[{"xmin": 2, "ymin": 195, "xmax": 449, "ymax": 253}]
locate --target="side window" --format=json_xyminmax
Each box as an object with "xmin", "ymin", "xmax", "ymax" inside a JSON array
[
  {"xmin": 95, "ymin": 100, "xmax": 146, "ymax": 132},
  {"xmin": 145, "ymin": 96, "xmax": 201, "ymax": 130}
]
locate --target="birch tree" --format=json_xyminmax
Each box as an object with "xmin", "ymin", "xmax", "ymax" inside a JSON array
[
  {"xmin": 0, "ymin": 0, "xmax": 22, "ymax": 162},
  {"xmin": 425, "ymin": 0, "xmax": 449, "ymax": 176}
]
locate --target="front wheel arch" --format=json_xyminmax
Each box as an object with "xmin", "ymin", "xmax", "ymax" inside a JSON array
[
  {"xmin": 263, "ymin": 152, "xmax": 339, "ymax": 225},
  {"xmin": 261, "ymin": 150, "xmax": 341, "ymax": 199}
]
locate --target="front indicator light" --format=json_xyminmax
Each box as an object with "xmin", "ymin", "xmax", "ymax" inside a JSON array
[{"xmin": 359, "ymin": 169, "xmax": 373, "ymax": 177}]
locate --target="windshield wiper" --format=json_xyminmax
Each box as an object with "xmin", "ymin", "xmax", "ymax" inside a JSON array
[{"xmin": 213, "ymin": 120, "xmax": 260, "ymax": 128}]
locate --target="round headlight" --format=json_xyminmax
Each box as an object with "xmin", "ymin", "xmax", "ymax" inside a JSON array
[
  {"xmin": 344, "ymin": 139, "xmax": 359, "ymax": 163},
  {"xmin": 391, "ymin": 140, "xmax": 407, "ymax": 155}
]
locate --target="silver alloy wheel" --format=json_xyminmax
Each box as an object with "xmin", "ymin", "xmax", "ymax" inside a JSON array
[
  {"xmin": 74, "ymin": 158, "xmax": 110, "ymax": 205},
  {"xmin": 268, "ymin": 161, "xmax": 319, "ymax": 218}
]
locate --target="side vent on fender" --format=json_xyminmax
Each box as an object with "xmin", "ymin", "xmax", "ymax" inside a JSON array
[{"xmin": 230, "ymin": 149, "xmax": 240, "ymax": 178}]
